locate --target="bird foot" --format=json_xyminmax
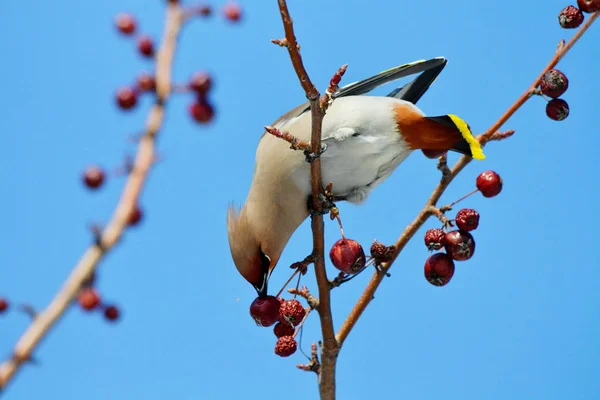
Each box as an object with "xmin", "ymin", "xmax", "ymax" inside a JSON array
[
  {"xmin": 303, "ymin": 143, "xmax": 328, "ymax": 163},
  {"xmin": 307, "ymin": 190, "xmax": 336, "ymax": 216}
]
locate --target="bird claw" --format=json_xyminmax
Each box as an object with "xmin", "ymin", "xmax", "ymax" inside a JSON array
[
  {"xmin": 303, "ymin": 143, "xmax": 328, "ymax": 163},
  {"xmin": 307, "ymin": 190, "xmax": 336, "ymax": 216}
]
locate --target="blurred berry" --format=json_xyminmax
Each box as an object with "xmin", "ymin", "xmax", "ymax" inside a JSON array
[
  {"xmin": 116, "ymin": 86, "xmax": 138, "ymax": 110},
  {"xmin": 104, "ymin": 305, "xmax": 120, "ymax": 322},
  {"xmin": 198, "ymin": 5, "xmax": 212, "ymax": 16},
  {"xmin": 546, "ymin": 98, "xmax": 570, "ymax": 121},
  {"xmin": 137, "ymin": 35, "xmax": 155, "ymax": 58},
  {"xmin": 189, "ymin": 100, "xmax": 215, "ymax": 123},
  {"xmin": 83, "ymin": 166, "xmax": 105, "ymax": 190},
  {"xmin": 189, "ymin": 71, "xmax": 213, "ymax": 95},
  {"xmin": 0, "ymin": 297, "xmax": 9, "ymax": 313},
  {"xmin": 223, "ymin": 2, "xmax": 242, "ymax": 22},
  {"xmin": 540, "ymin": 69, "xmax": 569, "ymax": 98},
  {"xmin": 558, "ymin": 5, "xmax": 585, "ymax": 28},
  {"xmin": 137, "ymin": 73, "xmax": 156, "ymax": 92},
  {"xmin": 78, "ymin": 288, "xmax": 101, "ymax": 311},
  {"xmin": 127, "ymin": 205, "xmax": 143, "ymax": 226},
  {"xmin": 115, "ymin": 13, "xmax": 137, "ymax": 35}
]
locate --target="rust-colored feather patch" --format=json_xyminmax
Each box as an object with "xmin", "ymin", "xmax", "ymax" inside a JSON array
[{"xmin": 394, "ymin": 103, "xmax": 461, "ymax": 150}]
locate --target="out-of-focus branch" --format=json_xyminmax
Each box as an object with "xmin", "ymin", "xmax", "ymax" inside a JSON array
[
  {"xmin": 276, "ymin": 1, "xmax": 338, "ymax": 399},
  {"xmin": 0, "ymin": 3, "xmax": 185, "ymax": 391},
  {"xmin": 336, "ymin": 12, "xmax": 599, "ymax": 346}
]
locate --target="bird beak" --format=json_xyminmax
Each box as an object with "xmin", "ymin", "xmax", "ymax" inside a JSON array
[{"xmin": 253, "ymin": 251, "xmax": 273, "ymax": 298}]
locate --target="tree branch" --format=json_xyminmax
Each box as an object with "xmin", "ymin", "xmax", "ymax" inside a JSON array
[
  {"xmin": 0, "ymin": 3, "xmax": 185, "ymax": 390},
  {"xmin": 336, "ymin": 11, "xmax": 599, "ymax": 346},
  {"xmin": 276, "ymin": 1, "xmax": 338, "ymax": 399}
]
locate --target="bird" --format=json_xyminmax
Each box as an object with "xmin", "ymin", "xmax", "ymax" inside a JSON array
[{"xmin": 227, "ymin": 57, "xmax": 485, "ymax": 297}]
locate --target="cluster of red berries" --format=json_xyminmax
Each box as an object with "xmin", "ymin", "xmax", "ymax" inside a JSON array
[
  {"xmin": 77, "ymin": 286, "xmax": 121, "ymax": 323},
  {"xmin": 423, "ymin": 170, "xmax": 503, "ymax": 286},
  {"xmin": 548, "ymin": 2, "xmax": 599, "ymax": 120},
  {"xmin": 249, "ymin": 296, "xmax": 307, "ymax": 357}
]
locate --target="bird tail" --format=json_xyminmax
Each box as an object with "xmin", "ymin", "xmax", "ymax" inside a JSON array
[{"xmin": 386, "ymin": 60, "xmax": 447, "ymax": 104}]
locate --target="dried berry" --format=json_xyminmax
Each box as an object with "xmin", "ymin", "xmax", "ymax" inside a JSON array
[
  {"xmin": 78, "ymin": 288, "xmax": 101, "ymax": 311},
  {"xmin": 558, "ymin": 5, "xmax": 585, "ymax": 28},
  {"xmin": 455, "ymin": 208, "xmax": 480, "ymax": 232},
  {"xmin": 540, "ymin": 69, "xmax": 569, "ymax": 98},
  {"xmin": 421, "ymin": 149, "xmax": 447, "ymax": 159},
  {"xmin": 250, "ymin": 295, "xmax": 281, "ymax": 327},
  {"xmin": 424, "ymin": 253, "xmax": 455, "ymax": 287},
  {"xmin": 116, "ymin": 86, "xmax": 138, "ymax": 110},
  {"xmin": 189, "ymin": 72, "xmax": 212, "ymax": 95},
  {"xmin": 370, "ymin": 241, "xmax": 395, "ymax": 263},
  {"xmin": 83, "ymin": 166, "xmax": 105, "ymax": 189},
  {"xmin": 198, "ymin": 6, "xmax": 212, "ymax": 16},
  {"xmin": 476, "ymin": 170, "xmax": 503, "ymax": 198},
  {"xmin": 546, "ymin": 98, "xmax": 570, "ymax": 121},
  {"xmin": 137, "ymin": 73, "xmax": 156, "ymax": 92},
  {"xmin": 189, "ymin": 100, "xmax": 215, "ymax": 123},
  {"xmin": 279, "ymin": 299, "xmax": 306, "ymax": 326},
  {"xmin": 127, "ymin": 205, "xmax": 143, "ymax": 226},
  {"xmin": 223, "ymin": 2, "xmax": 242, "ymax": 22},
  {"xmin": 103, "ymin": 305, "xmax": 120, "ymax": 322},
  {"xmin": 137, "ymin": 35, "xmax": 155, "ymax": 58},
  {"xmin": 424, "ymin": 228, "xmax": 447, "ymax": 251},
  {"xmin": 445, "ymin": 230, "xmax": 476, "ymax": 261},
  {"xmin": 274, "ymin": 336, "xmax": 297, "ymax": 357},
  {"xmin": 578, "ymin": 0, "xmax": 600, "ymax": 13},
  {"xmin": 115, "ymin": 13, "xmax": 136, "ymax": 35},
  {"xmin": 274, "ymin": 322, "xmax": 295, "ymax": 338},
  {"xmin": 0, "ymin": 297, "xmax": 9, "ymax": 313},
  {"xmin": 329, "ymin": 238, "xmax": 366, "ymax": 274}
]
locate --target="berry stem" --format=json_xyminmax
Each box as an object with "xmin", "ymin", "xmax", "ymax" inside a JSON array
[
  {"xmin": 275, "ymin": 268, "xmax": 300, "ymax": 299},
  {"xmin": 448, "ymin": 188, "xmax": 479, "ymax": 208},
  {"xmin": 293, "ymin": 308, "xmax": 312, "ymax": 338}
]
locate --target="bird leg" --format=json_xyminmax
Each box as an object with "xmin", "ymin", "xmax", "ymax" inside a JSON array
[
  {"xmin": 302, "ymin": 143, "xmax": 328, "ymax": 163},
  {"xmin": 306, "ymin": 182, "xmax": 337, "ymax": 216}
]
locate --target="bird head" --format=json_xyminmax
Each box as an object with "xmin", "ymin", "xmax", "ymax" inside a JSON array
[{"xmin": 226, "ymin": 205, "xmax": 273, "ymax": 297}]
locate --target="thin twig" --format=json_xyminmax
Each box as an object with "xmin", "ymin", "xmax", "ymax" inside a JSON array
[
  {"xmin": 336, "ymin": 12, "xmax": 599, "ymax": 347},
  {"xmin": 0, "ymin": 3, "xmax": 185, "ymax": 391},
  {"xmin": 276, "ymin": 1, "xmax": 338, "ymax": 399}
]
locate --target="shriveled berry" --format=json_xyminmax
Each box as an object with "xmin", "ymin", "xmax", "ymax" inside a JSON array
[
  {"xmin": 83, "ymin": 166, "xmax": 105, "ymax": 189},
  {"xmin": 445, "ymin": 230, "xmax": 475, "ymax": 261},
  {"xmin": 78, "ymin": 288, "xmax": 101, "ymax": 311},
  {"xmin": 578, "ymin": 0, "xmax": 600, "ymax": 13},
  {"xmin": 115, "ymin": 13, "xmax": 136, "ymax": 35},
  {"xmin": 127, "ymin": 205, "xmax": 143, "ymax": 226},
  {"xmin": 223, "ymin": 2, "xmax": 242, "ymax": 22},
  {"xmin": 329, "ymin": 238, "xmax": 366, "ymax": 274},
  {"xmin": 274, "ymin": 336, "xmax": 297, "ymax": 357},
  {"xmin": 103, "ymin": 305, "xmax": 120, "ymax": 322},
  {"xmin": 189, "ymin": 100, "xmax": 215, "ymax": 123},
  {"xmin": 476, "ymin": 170, "xmax": 503, "ymax": 198},
  {"xmin": 558, "ymin": 5, "xmax": 585, "ymax": 28},
  {"xmin": 116, "ymin": 86, "xmax": 138, "ymax": 110},
  {"xmin": 370, "ymin": 241, "xmax": 395, "ymax": 263},
  {"xmin": 546, "ymin": 98, "xmax": 570, "ymax": 121},
  {"xmin": 137, "ymin": 73, "xmax": 156, "ymax": 92},
  {"xmin": 0, "ymin": 297, "xmax": 9, "ymax": 313},
  {"xmin": 424, "ymin": 228, "xmax": 446, "ymax": 251},
  {"xmin": 421, "ymin": 149, "xmax": 447, "ymax": 159},
  {"xmin": 137, "ymin": 35, "xmax": 155, "ymax": 58},
  {"xmin": 424, "ymin": 253, "xmax": 455, "ymax": 287},
  {"xmin": 250, "ymin": 295, "xmax": 281, "ymax": 327},
  {"xmin": 540, "ymin": 69, "xmax": 569, "ymax": 98},
  {"xmin": 455, "ymin": 208, "xmax": 480, "ymax": 232},
  {"xmin": 274, "ymin": 322, "xmax": 295, "ymax": 338},
  {"xmin": 279, "ymin": 299, "xmax": 306, "ymax": 326},
  {"xmin": 189, "ymin": 72, "xmax": 213, "ymax": 95}
]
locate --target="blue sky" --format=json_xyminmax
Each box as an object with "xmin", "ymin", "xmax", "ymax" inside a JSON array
[{"xmin": 1, "ymin": 1, "xmax": 599, "ymax": 399}]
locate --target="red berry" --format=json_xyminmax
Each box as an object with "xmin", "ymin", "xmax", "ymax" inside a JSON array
[
  {"xmin": 137, "ymin": 35, "xmax": 155, "ymax": 58},
  {"xmin": 103, "ymin": 305, "xmax": 120, "ymax": 322},
  {"xmin": 127, "ymin": 205, "xmax": 143, "ymax": 226},
  {"xmin": 540, "ymin": 69, "xmax": 569, "ymax": 98},
  {"xmin": 424, "ymin": 228, "xmax": 446, "ymax": 251},
  {"xmin": 476, "ymin": 170, "xmax": 503, "ymax": 198},
  {"xmin": 273, "ymin": 322, "xmax": 295, "ymax": 338},
  {"xmin": 115, "ymin": 13, "xmax": 136, "ymax": 35},
  {"xmin": 421, "ymin": 149, "xmax": 447, "ymax": 159},
  {"xmin": 455, "ymin": 208, "xmax": 480, "ymax": 232},
  {"xmin": 329, "ymin": 238, "xmax": 366, "ymax": 274},
  {"xmin": 424, "ymin": 253, "xmax": 455, "ymax": 287},
  {"xmin": 558, "ymin": 5, "xmax": 585, "ymax": 28},
  {"xmin": 279, "ymin": 299, "xmax": 306, "ymax": 326},
  {"xmin": 189, "ymin": 72, "xmax": 212, "ymax": 95},
  {"xmin": 189, "ymin": 100, "xmax": 215, "ymax": 123},
  {"xmin": 444, "ymin": 230, "xmax": 476, "ymax": 261},
  {"xmin": 198, "ymin": 6, "xmax": 212, "ymax": 16},
  {"xmin": 78, "ymin": 288, "xmax": 101, "ymax": 311},
  {"xmin": 250, "ymin": 295, "xmax": 281, "ymax": 327},
  {"xmin": 83, "ymin": 166, "xmax": 105, "ymax": 189},
  {"xmin": 116, "ymin": 86, "xmax": 138, "ymax": 110},
  {"xmin": 0, "ymin": 297, "xmax": 9, "ymax": 313},
  {"xmin": 137, "ymin": 73, "xmax": 156, "ymax": 92},
  {"xmin": 274, "ymin": 336, "xmax": 297, "ymax": 357},
  {"xmin": 370, "ymin": 241, "xmax": 395, "ymax": 263},
  {"xmin": 223, "ymin": 2, "xmax": 242, "ymax": 22},
  {"xmin": 578, "ymin": 0, "xmax": 600, "ymax": 13},
  {"xmin": 546, "ymin": 98, "xmax": 570, "ymax": 121}
]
